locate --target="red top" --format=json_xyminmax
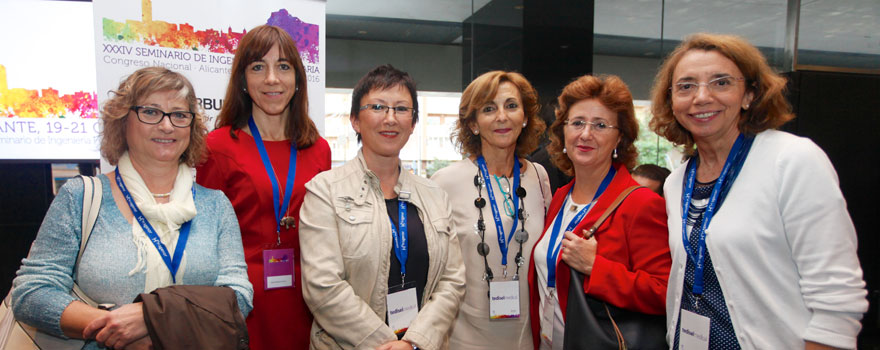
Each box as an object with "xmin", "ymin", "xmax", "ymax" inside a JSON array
[
  {"xmin": 197, "ymin": 126, "xmax": 331, "ymax": 350},
  {"xmin": 527, "ymin": 163, "xmax": 671, "ymax": 349}
]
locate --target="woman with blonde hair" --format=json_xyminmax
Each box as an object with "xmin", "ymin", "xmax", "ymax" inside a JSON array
[{"xmin": 12, "ymin": 66, "xmax": 252, "ymax": 350}]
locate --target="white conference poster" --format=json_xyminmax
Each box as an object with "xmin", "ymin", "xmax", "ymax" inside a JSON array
[
  {"xmin": 92, "ymin": 0, "xmax": 326, "ymax": 142},
  {"xmin": 0, "ymin": 0, "xmax": 99, "ymax": 160}
]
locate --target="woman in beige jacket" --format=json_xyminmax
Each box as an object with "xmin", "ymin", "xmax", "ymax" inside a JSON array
[
  {"xmin": 431, "ymin": 71, "xmax": 551, "ymax": 349},
  {"xmin": 299, "ymin": 64, "xmax": 466, "ymax": 350}
]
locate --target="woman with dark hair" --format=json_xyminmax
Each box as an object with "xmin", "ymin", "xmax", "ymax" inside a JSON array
[
  {"xmin": 431, "ymin": 71, "xmax": 550, "ymax": 350},
  {"xmin": 299, "ymin": 64, "xmax": 465, "ymax": 350},
  {"xmin": 528, "ymin": 74, "xmax": 670, "ymax": 349},
  {"xmin": 651, "ymin": 33, "xmax": 867, "ymax": 349},
  {"xmin": 12, "ymin": 66, "xmax": 252, "ymax": 350},
  {"xmin": 631, "ymin": 164, "xmax": 671, "ymax": 196},
  {"xmin": 196, "ymin": 25, "xmax": 331, "ymax": 349}
]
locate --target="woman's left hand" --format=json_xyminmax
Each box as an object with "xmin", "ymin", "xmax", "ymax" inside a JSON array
[
  {"xmin": 375, "ymin": 340, "xmax": 415, "ymax": 350},
  {"xmin": 560, "ymin": 230, "xmax": 598, "ymax": 275},
  {"xmin": 82, "ymin": 302, "xmax": 148, "ymax": 349}
]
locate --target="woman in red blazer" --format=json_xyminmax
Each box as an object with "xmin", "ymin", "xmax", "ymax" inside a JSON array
[{"xmin": 527, "ymin": 75, "xmax": 671, "ymax": 349}]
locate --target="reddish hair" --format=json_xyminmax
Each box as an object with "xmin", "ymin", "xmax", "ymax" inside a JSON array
[{"xmin": 548, "ymin": 75, "xmax": 639, "ymax": 175}]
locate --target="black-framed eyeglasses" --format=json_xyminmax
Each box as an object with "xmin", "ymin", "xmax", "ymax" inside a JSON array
[
  {"xmin": 130, "ymin": 106, "xmax": 195, "ymax": 128},
  {"xmin": 359, "ymin": 104, "xmax": 415, "ymax": 117}
]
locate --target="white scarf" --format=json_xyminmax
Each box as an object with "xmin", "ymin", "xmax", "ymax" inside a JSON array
[{"xmin": 117, "ymin": 152, "xmax": 197, "ymax": 293}]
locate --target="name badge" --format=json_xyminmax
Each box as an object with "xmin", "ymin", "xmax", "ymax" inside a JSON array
[
  {"xmin": 679, "ymin": 309, "xmax": 710, "ymax": 350},
  {"xmin": 263, "ymin": 248, "xmax": 294, "ymax": 290},
  {"xmin": 489, "ymin": 280, "xmax": 520, "ymax": 320},
  {"xmin": 539, "ymin": 288, "xmax": 556, "ymax": 346},
  {"xmin": 386, "ymin": 287, "xmax": 419, "ymax": 336}
]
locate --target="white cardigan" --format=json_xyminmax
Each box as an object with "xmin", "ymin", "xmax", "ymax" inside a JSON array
[{"xmin": 664, "ymin": 130, "xmax": 868, "ymax": 349}]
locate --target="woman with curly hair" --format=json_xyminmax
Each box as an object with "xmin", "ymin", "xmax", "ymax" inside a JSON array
[{"xmin": 528, "ymin": 74, "xmax": 670, "ymax": 349}]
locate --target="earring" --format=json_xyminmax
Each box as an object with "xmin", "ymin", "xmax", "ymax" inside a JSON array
[
  {"xmin": 612, "ymin": 148, "xmax": 618, "ymax": 159},
  {"xmin": 522, "ymin": 122, "xmax": 527, "ymax": 128},
  {"xmin": 562, "ymin": 147, "xmax": 567, "ymax": 154},
  {"xmin": 743, "ymin": 103, "xmax": 750, "ymax": 110},
  {"xmin": 243, "ymin": 87, "xmax": 247, "ymax": 93},
  {"xmin": 473, "ymin": 129, "xmax": 480, "ymax": 135}
]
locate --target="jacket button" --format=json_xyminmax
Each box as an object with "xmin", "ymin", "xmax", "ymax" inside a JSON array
[{"xmin": 349, "ymin": 215, "xmax": 356, "ymax": 221}]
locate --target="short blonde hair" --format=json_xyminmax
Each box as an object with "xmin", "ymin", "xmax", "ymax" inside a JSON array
[
  {"xmin": 650, "ymin": 33, "xmax": 794, "ymax": 154},
  {"xmin": 454, "ymin": 71, "xmax": 546, "ymax": 157},
  {"xmin": 100, "ymin": 67, "xmax": 207, "ymax": 166}
]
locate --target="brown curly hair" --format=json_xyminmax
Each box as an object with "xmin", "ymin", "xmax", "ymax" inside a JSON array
[
  {"xmin": 100, "ymin": 66, "xmax": 207, "ymax": 167},
  {"xmin": 454, "ymin": 71, "xmax": 546, "ymax": 157},
  {"xmin": 649, "ymin": 33, "xmax": 794, "ymax": 154},
  {"xmin": 215, "ymin": 25, "xmax": 319, "ymax": 148},
  {"xmin": 548, "ymin": 75, "xmax": 639, "ymax": 176}
]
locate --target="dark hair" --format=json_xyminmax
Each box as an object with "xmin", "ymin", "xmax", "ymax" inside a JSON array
[
  {"xmin": 100, "ymin": 66, "xmax": 207, "ymax": 167},
  {"xmin": 454, "ymin": 71, "xmax": 546, "ymax": 157},
  {"xmin": 548, "ymin": 75, "xmax": 640, "ymax": 175},
  {"xmin": 632, "ymin": 164, "xmax": 671, "ymax": 182},
  {"xmin": 216, "ymin": 25, "xmax": 319, "ymax": 148},
  {"xmin": 650, "ymin": 33, "xmax": 794, "ymax": 154},
  {"xmin": 349, "ymin": 64, "xmax": 418, "ymax": 141}
]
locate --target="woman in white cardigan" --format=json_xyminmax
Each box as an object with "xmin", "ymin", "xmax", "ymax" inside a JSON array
[{"xmin": 650, "ymin": 33, "xmax": 867, "ymax": 349}]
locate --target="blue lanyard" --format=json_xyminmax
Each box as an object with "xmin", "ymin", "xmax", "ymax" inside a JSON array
[
  {"xmin": 680, "ymin": 133, "xmax": 753, "ymax": 295},
  {"xmin": 546, "ymin": 166, "xmax": 615, "ymax": 288},
  {"xmin": 476, "ymin": 156, "xmax": 521, "ymax": 267},
  {"xmin": 389, "ymin": 200, "xmax": 408, "ymax": 277},
  {"xmin": 248, "ymin": 116, "xmax": 297, "ymax": 242},
  {"xmin": 115, "ymin": 168, "xmax": 193, "ymax": 283}
]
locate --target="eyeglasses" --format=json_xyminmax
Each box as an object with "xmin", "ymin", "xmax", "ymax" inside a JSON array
[
  {"xmin": 359, "ymin": 104, "xmax": 415, "ymax": 118},
  {"xmin": 671, "ymin": 76, "xmax": 746, "ymax": 98},
  {"xmin": 130, "ymin": 106, "xmax": 195, "ymax": 128},
  {"xmin": 564, "ymin": 119, "xmax": 618, "ymax": 133}
]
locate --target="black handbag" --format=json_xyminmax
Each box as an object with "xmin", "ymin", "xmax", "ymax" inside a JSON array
[{"xmin": 562, "ymin": 186, "xmax": 667, "ymax": 350}]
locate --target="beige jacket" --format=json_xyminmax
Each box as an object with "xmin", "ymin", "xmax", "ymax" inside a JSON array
[{"xmin": 299, "ymin": 150, "xmax": 466, "ymax": 350}]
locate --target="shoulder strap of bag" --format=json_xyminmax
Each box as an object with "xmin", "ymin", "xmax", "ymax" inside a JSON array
[
  {"xmin": 584, "ymin": 185, "xmax": 644, "ymax": 238},
  {"xmin": 583, "ymin": 184, "xmax": 644, "ymax": 350},
  {"xmin": 72, "ymin": 175, "xmax": 101, "ymax": 308}
]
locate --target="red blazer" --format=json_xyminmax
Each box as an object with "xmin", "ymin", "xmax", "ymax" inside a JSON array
[{"xmin": 528, "ymin": 163, "xmax": 671, "ymax": 348}]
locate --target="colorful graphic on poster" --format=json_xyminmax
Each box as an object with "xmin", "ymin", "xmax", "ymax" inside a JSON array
[
  {"xmin": 94, "ymin": 0, "xmax": 326, "ymax": 158},
  {"xmin": 0, "ymin": 0, "xmax": 100, "ymax": 160},
  {"xmin": 101, "ymin": 1, "xmax": 319, "ymax": 63},
  {"xmin": 0, "ymin": 65, "xmax": 98, "ymax": 119}
]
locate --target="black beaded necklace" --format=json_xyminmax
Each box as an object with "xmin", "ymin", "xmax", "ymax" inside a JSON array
[{"xmin": 473, "ymin": 166, "xmax": 529, "ymax": 293}]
